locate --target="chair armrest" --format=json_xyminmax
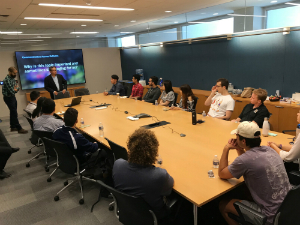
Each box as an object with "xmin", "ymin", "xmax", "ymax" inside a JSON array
[
  {"xmin": 289, "ymin": 170, "xmax": 300, "ymax": 186},
  {"xmin": 233, "ymin": 202, "xmax": 267, "ymax": 225}
]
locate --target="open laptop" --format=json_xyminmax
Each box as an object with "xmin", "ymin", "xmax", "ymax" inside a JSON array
[{"xmin": 64, "ymin": 97, "xmax": 82, "ymax": 107}]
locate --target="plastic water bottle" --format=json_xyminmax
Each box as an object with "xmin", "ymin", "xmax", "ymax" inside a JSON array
[
  {"xmin": 213, "ymin": 155, "xmax": 219, "ymax": 168},
  {"xmin": 228, "ymin": 83, "xmax": 234, "ymax": 93},
  {"xmin": 159, "ymin": 78, "xmax": 163, "ymax": 87},
  {"xmin": 99, "ymin": 122, "xmax": 104, "ymax": 137},
  {"xmin": 262, "ymin": 117, "xmax": 270, "ymax": 137},
  {"xmin": 202, "ymin": 111, "xmax": 206, "ymax": 121},
  {"xmin": 80, "ymin": 118, "xmax": 84, "ymax": 127},
  {"xmin": 155, "ymin": 100, "xmax": 158, "ymax": 106}
]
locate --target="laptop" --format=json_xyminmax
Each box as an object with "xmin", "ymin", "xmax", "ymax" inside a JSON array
[{"xmin": 64, "ymin": 97, "xmax": 82, "ymax": 107}]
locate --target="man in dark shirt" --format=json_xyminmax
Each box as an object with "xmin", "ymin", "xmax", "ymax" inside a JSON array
[
  {"xmin": 231, "ymin": 88, "xmax": 270, "ymax": 128},
  {"xmin": 142, "ymin": 76, "xmax": 161, "ymax": 104},
  {"xmin": 113, "ymin": 128, "xmax": 174, "ymax": 222},
  {"xmin": 44, "ymin": 66, "xmax": 68, "ymax": 99},
  {"xmin": 104, "ymin": 74, "xmax": 126, "ymax": 96}
]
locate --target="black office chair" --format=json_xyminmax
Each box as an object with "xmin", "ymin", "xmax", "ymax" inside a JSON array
[
  {"xmin": 97, "ymin": 179, "xmax": 159, "ymax": 225},
  {"xmin": 23, "ymin": 115, "xmax": 42, "ymax": 154},
  {"xmin": 229, "ymin": 185, "xmax": 300, "ymax": 225},
  {"xmin": 171, "ymin": 93, "xmax": 178, "ymax": 107},
  {"xmin": 105, "ymin": 138, "xmax": 128, "ymax": 161},
  {"xmin": 54, "ymin": 91, "xmax": 70, "ymax": 100},
  {"xmin": 123, "ymin": 85, "xmax": 129, "ymax": 97},
  {"xmin": 43, "ymin": 138, "xmax": 96, "ymax": 204},
  {"xmin": 23, "ymin": 109, "xmax": 32, "ymax": 118},
  {"xmin": 74, "ymin": 88, "xmax": 90, "ymax": 97}
]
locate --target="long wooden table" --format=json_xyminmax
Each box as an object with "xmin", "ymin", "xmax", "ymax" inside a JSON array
[{"xmin": 54, "ymin": 94, "xmax": 294, "ymax": 225}]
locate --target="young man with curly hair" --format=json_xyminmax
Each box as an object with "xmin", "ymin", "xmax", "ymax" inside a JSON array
[{"xmin": 113, "ymin": 128, "xmax": 174, "ymax": 222}]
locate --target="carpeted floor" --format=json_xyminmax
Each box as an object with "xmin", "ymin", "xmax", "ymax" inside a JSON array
[{"xmin": 0, "ymin": 116, "xmax": 121, "ymax": 225}]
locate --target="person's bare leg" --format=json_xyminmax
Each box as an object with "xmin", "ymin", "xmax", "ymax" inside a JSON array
[{"xmin": 219, "ymin": 198, "xmax": 241, "ymax": 225}]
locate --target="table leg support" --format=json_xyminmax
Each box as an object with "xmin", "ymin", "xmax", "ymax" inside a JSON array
[{"xmin": 193, "ymin": 204, "xmax": 198, "ymax": 225}]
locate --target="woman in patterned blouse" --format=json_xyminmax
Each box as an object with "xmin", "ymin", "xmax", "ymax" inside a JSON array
[
  {"xmin": 159, "ymin": 80, "xmax": 175, "ymax": 106},
  {"xmin": 170, "ymin": 84, "xmax": 195, "ymax": 112}
]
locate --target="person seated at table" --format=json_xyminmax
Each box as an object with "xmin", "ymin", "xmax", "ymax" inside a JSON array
[
  {"xmin": 170, "ymin": 84, "xmax": 196, "ymax": 111},
  {"xmin": 219, "ymin": 121, "xmax": 291, "ymax": 225},
  {"xmin": 31, "ymin": 97, "xmax": 47, "ymax": 121},
  {"xmin": 33, "ymin": 98, "xmax": 64, "ymax": 132},
  {"xmin": 53, "ymin": 108, "xmax": 100, "ymax": 164},
  {"xmin": 205, "ymin": 78, "xmax": 235, "ymax": 120},
  {"xmin": 142, "ymin": 76, "xmax": 161, "ymax": 104},
  {"xmin": 113, "ymin": 128, "xmax": 174, "ymax": 223},
  {"xmin": 159, "ymin": 80, "xmax": 175, "ymax": 107},
  {"xmin": 103, "ymin": 74, "xmax": 126, "ymax": 96},
  {"xmin": 129, "ymin": 74, "xmax": 144, "ymax": 100},
  {"xmin": 25, "ymin": 91, "xmax": 40, "ymax": 114},
  {"xmin": 268, "ymin": 110, "xmax": 300, "ymax": 169},
  {"xmin": 231, "ymin": 88, "xmax": 269, "ymax": 128}
]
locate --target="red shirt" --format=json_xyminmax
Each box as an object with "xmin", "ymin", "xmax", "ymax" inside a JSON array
[{"xmin": 131, "ymin": 83, "xmax": 144, "ymax": 98}]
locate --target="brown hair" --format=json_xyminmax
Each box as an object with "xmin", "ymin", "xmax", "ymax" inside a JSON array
[
  {"xmin": 180, "ymin": 84, "xmax": 195, "ymax": 109},
  {"xmin": 8, "ymin": 67, "xmax": 16, "ymax": 73},
  {"xmin": 127, "ymin": 128, "xmax": 159, "ymax": 166},
  {"xmin": 253, "ymin": 88, "xmax": 268, "ymax": 103},
  {"xmin": 216, "ymin": 78, "xmax": 229, "ymax": 89}
]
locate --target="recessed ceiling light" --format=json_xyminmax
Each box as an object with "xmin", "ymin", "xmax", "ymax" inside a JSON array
[
  {"xmin": 76, "ymin": 36, "xmax": 80, "ymax": 37},
  {"xmin": 285, "ymin": 2, "xmax": 300, "ymax": 5},
  {"xmin": 213, "ymin": 13, "xmax": 218, "ymax": 15},
  {"xmin": 20, "ymin": 24, "xmax": 27, "ymax": 26},
  {"xmin": 165, "ymin": 11, "xmax": 172, "ymax": 13},
  {"xmin": 114, "ymin": 25, "xmax": 119, "ymax": 27},
  {"xmin": 174, "ymin": 21, "xmax": 178, "ymax": 23},
  {"xmin": 228, "ymin": 14, "xmax": 266, "ymax": 17},
  {"xmin": 25, "ymin": 17, "xmax": 102, "ymax": 22},
  {"xmin": 131, "ymin": 20, "xmax": 136, "ymax": 22},
  {"xmin": 270, "ymin": 1, "xmax": 277, "ymax": 3},
  {"xmin": 81, "ymin": 25, "xmax": 87, "ymax": 26},
  {"xmin": 38, "ymin": 3, "xmax": 134, "ymax": 11},
  {"xmin": 0, "ymin": 31, "xmax": 23, "ymax": 34},
  {"xmin": 120, "ymin": 32, "xmax": 133, "ymax": 34},
  {"xmin": 70, "ymin": 32, "xmax": 98, "ymax": 34}
]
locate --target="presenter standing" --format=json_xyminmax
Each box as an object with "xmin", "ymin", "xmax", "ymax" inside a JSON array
[
  {"xmin": 2, "ymin": 67, "xmax": 28, "ymax": 134},
  {"xmin": 44, "ymin": 66, "xmax": 67, "ymax": 99}
]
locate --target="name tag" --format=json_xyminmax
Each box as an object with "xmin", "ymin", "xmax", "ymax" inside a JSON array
[{"xmin": 254, "ymin": 109, "xmax": 258, "ymax": 113}]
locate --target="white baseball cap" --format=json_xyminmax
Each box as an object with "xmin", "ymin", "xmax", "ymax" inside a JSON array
[{"xmin": 231, "ymin": 121, "xmax": 261, "ymax": 139}]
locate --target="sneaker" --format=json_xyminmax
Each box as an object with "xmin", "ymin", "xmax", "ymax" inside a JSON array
[
  {"xmin": 10, "ymin": 128, "xmax": 18, "ymax": 132},
  {"xmin": 0, "ymin": 170, "xmax": 11, "ymax": 179},
  {"xmin": 18, "ymin": 129, "xmax": 28, "ymax": 134}
]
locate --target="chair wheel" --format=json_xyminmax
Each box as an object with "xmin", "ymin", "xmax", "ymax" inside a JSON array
[
  {"xmin": 45, "ymin": 168, "xmax": 49, "ymax": 172},
  {"xmin": 47, "ymin": 177, "xmax": 52, "ymax": 182},
  {"xmin": 28, "ymin": 151, "xmax": 31, "ymax": 154},
  {"xmin": 54, "ymin": 196, "xmax": 59, "ymax": 201},
  {"xmin": 64, "ymin": 181, "xmax": 68, "ymax": 186},
  {"xmin": 109, "ymin": 205, "xmax": 114, "ymax": 211},
  {"xmin": 26, "ymin": 163, "xmax": 30, "ymax": 168},
  {"xmin": 79, "ymin": 199, "xmax": 84, "ymax": 205}
]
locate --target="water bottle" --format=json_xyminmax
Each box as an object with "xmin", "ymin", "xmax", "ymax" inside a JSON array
[
  {"xmin": 213, "ymin": 155, "xmax": 219, "ymax": 168},
  {"xmin": 80, "ymin": 118, "xmax": 84, "ymax": 127},
  {"xmin": 192, "ymin": 110, "xmax": 197, "ymax": 125},
  {"xmin": 159, "ymin": 78, "xmax": 163, "ymax": 87},
  {"xmin": 262, "ymin": 117, "xmax": 270, "ymax": 137},
  {"xmin": 99, "ymin": 122, "xmax": 104, "ymax": 137},
  {"xmin": 202, "ymin": 111, "xmax": 206, "ymax": 121},
  {"xmin": 155, "ymin": 100, "xmax": 158, "ymax": 106},
  {"xmin": 228, "ymin": 83, "xmax": 234, "ymax": 93}
]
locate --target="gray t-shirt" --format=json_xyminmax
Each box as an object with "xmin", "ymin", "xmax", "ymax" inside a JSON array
[
  {"xmin": 113, "ymin": 159, "xmax": 174, "ymax": 220},
  {"xmin": 228, "ymin": 146, "xmax": 291, "ymax": 224}
]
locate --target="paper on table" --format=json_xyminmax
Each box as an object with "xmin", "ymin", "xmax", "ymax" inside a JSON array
[{"xmin": 127, "ymin": 116, "xmax": 139, "ymax": 121}]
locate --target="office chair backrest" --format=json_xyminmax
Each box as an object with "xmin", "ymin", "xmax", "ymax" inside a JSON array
[
  {"xmin": 43, "ymin": 138, "xmax": 77, "ymax": 174},
  {"xmin": 98, "ymin": 180, "xmax": 157, "ymax": 225},
  {"xmin": 123, "ymin": 85, "xmax": 128, "ymax": 97},
  {"xmin": 23, "ymin": 109, "xmax": 32, "ymax": 118},
  {"xmin": 33, "ymin": 130, "xmax": 55, "ymax": 157},
  {"xmin": 54, "ymin": 91, "xmax": 70, "ymax": 100},
  {"xmin": 105, "ymin": 138, "xmax": 128, "ymax": 161},
  {"xmin": 23, "ymin": 115, "xmax": 34, "ymax": 130},
  {"xmin": 74, "ymin": 88, "xmax": 90, "ymax": 97},
  {"xmin": 273, "ymin": 185, "xmax": 300, "ymax": 225},
  {"xmin": 172, "ymin": 92, "xmax": 178, "ymax": 107}
]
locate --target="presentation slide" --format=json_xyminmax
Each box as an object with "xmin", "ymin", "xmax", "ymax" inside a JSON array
[{"xmin": 15, "ymin": 49, "xmax": 86, "ymax": 90}]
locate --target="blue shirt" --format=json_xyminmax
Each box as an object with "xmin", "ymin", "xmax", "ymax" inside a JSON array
[{"xmin": 108, "ymin": 82, "xmax": 126, "ymax": 96}]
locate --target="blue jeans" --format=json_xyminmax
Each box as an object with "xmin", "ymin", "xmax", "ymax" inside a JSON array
[{"xmin": 3, "ymin": 96, "xmax": 22, "ymax": 130}]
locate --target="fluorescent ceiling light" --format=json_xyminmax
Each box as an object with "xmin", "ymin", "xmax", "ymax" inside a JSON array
[
  {"xmin": 34, "ymin": 36, "xmax": 52, "ymax": 38},
  {"xmin": 0, "ymin": 31, "xmax": 23, "ymax": 34},
  {"xmin": 76, "ymin": 36, "xmax": 80, "ymax": 37},
  {"xmin": 120, "ymin": 32, "xmax": 133, "ymax": 34},
  {"xmin": 165, "ymin": 11, "xmax": 172, "ymax": 13},
  {"xmin": 174, "ymin": 21, "xmax": 178, "ymax": 23},
  {"xmin": 271, "ymin": 1, "xmax": 277, "ymax": 3},
  {"xmin": 38, "ymin": 3, "xmax": 134, "ymax": 11},
  {"xmin": 25, "ymin": 17, "xmax": 102, "ymax": 22},
  {"xmin": 131, "ymin": 20, "xmax": 136, "ymax": 22},
  {"xmin": 188, "ymin": 22, "xmax": 208, "ymax": 24},
  {"xmin": 81, "ymin": 25, "xmax": 87, "ymax": 26},
  {"xmin": 213, "ymin": 13, "xmax": 218, "ymax": 15},
  {"xmin": 70, "ymin": 32, "xmax": 98, "ymax": 34},
  {"xmin": 7, "ymin": 33, "xmax": 61, "ymax": 36},
  {"xmin": 0, "ymin": 43, "xmax": 19, "ymax": 45},
  {"xmin": 228, "ymin": 14, "xmax": 266, "ymax": 17},
  {"xmin": 285, "ymin": 2, "xmax": 300, "ymax": 5},
  {"xmin": 20, "ymin": 24, "xmax": 27, "ymax": 25},
  {"xmin": 22, "ymin": 40, "xmax": 44, "ymax": 42}
]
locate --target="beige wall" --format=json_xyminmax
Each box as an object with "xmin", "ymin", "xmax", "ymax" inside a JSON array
[{"xmin": 0, "ymin": 47, "xmax": 122, "ymax": 118}]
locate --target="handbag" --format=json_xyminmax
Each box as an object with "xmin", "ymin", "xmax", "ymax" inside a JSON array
[{"xmin": 241, "ymin": 87, "xmax": 254, "ymax": 98}]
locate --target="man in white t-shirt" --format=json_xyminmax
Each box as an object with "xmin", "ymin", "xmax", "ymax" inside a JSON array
[{"xmin": 205, "ymin": 78, "xmax": 235, "ymax": 120}]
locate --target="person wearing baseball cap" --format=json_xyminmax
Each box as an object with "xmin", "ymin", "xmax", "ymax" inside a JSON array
[{"xmin": 218, "ymin": 122, "xmax": 291, "ymax": 225}]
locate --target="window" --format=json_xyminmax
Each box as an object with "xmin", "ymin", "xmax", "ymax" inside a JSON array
[
  {"xmin": 139, "ymin": 28, "xmax": 178, "ymax": 44},
  {"xmin": 121, "ymin": 35, "xmax": 136, "ymax": 47},
  {"xmin": 182, "ymin": 18, "xmax": 234, "ymax": 39},
  {"xmin": 267, "ymin": 6, "xmax": 300, "ymax": 29}
]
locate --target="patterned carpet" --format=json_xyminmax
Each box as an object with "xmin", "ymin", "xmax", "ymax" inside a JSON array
[{"xmin": 0, "ymin": 116, "xmax": 121, "ymax": 225}]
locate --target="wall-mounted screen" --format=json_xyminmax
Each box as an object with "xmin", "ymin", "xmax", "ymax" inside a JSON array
[{"xmin": 15, "ymin": 49, "xmax": 86, "ymax": 90}]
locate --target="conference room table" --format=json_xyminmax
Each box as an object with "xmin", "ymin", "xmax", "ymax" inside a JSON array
[{"xmin": 54, "ymin": 94, "xmax": 294, "ymax": 225}]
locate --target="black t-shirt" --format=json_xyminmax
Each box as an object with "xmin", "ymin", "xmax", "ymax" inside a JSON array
[{"xmin": 239, "ymin": 103, "xmax": 270, "ymax": 128}]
